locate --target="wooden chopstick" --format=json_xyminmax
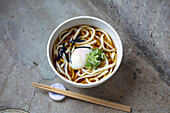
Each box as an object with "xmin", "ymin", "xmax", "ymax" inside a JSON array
[{"xmin": 32, "ymin": 82, "xmax": 131, "ymax": 112}]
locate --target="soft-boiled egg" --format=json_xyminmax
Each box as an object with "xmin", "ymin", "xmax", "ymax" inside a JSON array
[{"xmin": 70, "ymin": 48, "xmax": 90, "ymax": 69}]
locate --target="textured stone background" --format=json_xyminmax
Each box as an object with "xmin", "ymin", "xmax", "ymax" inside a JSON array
[
  {"xmin": 93, "ymin": 0, "xmax": 170, "ymax": 85},
  {"xmin": 0, "ymin": 0, "xmax": 169, "ymax": 113}
]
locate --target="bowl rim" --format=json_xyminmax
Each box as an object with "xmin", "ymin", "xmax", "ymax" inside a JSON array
[{"xmin": 47, "ymin": 16, "xmax": 123, "ymax": 87}]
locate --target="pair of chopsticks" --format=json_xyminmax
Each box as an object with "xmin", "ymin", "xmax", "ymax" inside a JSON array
[{"xmin": 32, "ymin": 82, "xmax": 131, "ymax": 112}]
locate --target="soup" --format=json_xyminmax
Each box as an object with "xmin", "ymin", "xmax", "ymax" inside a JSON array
[{"xmin": 52, "ymin": 25, "xmax": 117, "ymax": 84}]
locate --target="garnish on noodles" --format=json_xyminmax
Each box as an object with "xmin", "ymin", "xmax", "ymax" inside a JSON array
[
  {"xmin": 52, "ymin": 25, "xmax": 117, "ymax": 84},
  {"xmin": 86, "ymin": 49, "xmax": 105, "ymax": 70}
]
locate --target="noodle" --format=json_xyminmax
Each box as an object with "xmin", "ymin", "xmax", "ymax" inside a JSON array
[{"xmin": 52, "ymin": 25, "xmax": 117, "ymax": 84}]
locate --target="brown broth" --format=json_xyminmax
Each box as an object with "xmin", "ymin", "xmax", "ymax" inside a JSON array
[{"xmin": 52, "ymin": 25, "xmax": 117, "ymax": 84}]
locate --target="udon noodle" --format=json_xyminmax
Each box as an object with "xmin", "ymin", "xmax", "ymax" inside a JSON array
[{"xmin": 52, "ymin": 25, "xmax": 117, "ymax": 84}]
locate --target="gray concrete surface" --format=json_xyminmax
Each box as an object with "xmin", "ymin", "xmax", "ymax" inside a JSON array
[
  {"xmin": 0, "ymin": 0, "xmax": 169, "ymax": 113},
  {"xmin": 93, "ymin": 0, "xmax": 170, "ymax": 85}
]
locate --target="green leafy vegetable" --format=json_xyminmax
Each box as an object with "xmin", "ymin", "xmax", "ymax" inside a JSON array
[{"xmin": 85, "ymin": 49, "xmax": 105, "ymax": 70}]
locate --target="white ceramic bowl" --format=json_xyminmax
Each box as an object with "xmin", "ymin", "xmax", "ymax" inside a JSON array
[{"xmin": 47, "ymin": 16, "xmax": 123, "ymax": 88}]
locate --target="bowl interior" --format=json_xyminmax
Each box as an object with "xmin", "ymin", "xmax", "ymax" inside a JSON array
[{"xmin": 47, "ymin": 16, "xmax": 123, "ymax": 88}]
